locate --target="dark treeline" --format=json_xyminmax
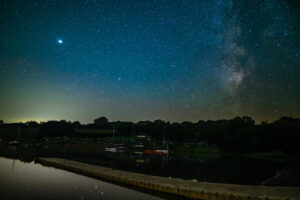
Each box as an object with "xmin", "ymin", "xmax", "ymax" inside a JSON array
[{"xmin": 0, "ymin": 116, "xmax": 300, "ymax": 154}]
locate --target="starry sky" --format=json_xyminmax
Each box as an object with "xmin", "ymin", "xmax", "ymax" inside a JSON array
[{"xmin": 0, "ymin": 0, "xmax": 299, "ymax": 123}]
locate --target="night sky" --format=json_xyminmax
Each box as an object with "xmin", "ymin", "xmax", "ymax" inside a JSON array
[{"xmin": 0, "ymin": 0, "xmax": 299, "ymax": 123}]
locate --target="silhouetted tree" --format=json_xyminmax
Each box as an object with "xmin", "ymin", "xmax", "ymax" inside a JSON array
[
  {"xmin": 72, "ymin": 121, "xmax": 81, "ymax": 127},
  {"xmin": 242, "ymin": 116, "xmax": 255, "ymax": 126},
  {"xmin": 25, "ymin": 121, "xmax": 39, "ymax": 128},
  {"xmin": 1, "ymin": 115, "xmax": 299, "ymax": 154},
  {"xmin": 113, "ymin": 121, "xmax": 134, "ymax": 136},
  {"xmin": 94, "ymin": 117, "xmax": 109, "ymax": 127},
  {"xmin": 40, "ymin": 120, "xmax": 74, "ymax": 137}
]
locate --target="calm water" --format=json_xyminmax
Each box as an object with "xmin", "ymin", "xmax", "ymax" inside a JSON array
[
  {"xmin": 0, "ymin": 157, "xmax": 165, "ymax": 200},
  {"xmin": 1, "ymin": 143, "xmax": 300, "ymax": 186}
]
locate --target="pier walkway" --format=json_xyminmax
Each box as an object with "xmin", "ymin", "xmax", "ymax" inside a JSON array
[{"xmin": 36, "ymin": 158, "xmax": 300, "ymax": 200}]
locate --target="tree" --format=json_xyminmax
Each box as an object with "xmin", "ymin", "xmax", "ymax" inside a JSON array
[
  {"xmin": 114, "ymin": 121, "xmax": 134, "ymax": 136},
  {"xmin": 72, "ymin": 121, "xmax": 81, "ymax": 127},
  {"xmin": 94, "ymin": 117, "xmax": 108, "ymax": 127},
  {"xmin": 40, "ymin": 120, "xmax": 74, "ymax": 137},
  {"xmin": 25, "ymin": 121, "xmax": 39, "ymax": 127},
  {"xmin": 242, "ymin": 116, "xmax": 255, "ymax": 126}
]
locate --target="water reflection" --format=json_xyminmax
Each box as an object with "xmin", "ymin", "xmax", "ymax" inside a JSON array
[
  {"xmin": 1, "ymin": 143, "xmax": 300, "ymax": 186},
  {"xmin": 0, "ymin": 157, "xmax": 164, "ymax": 200}
]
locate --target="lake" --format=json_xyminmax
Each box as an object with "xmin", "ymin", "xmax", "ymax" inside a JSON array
[
  {"xmin": 1, "ymin": 143, "xmax": 300, "ymax": 187},
  {"xmin": 0, "ymin": 156, "xmax": 165, "ymax": 200}
]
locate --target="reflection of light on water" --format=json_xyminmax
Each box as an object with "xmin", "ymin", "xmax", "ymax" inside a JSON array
[{"xmin": 0, "ymin": 157, "xmax": 163, "ymax": 200}]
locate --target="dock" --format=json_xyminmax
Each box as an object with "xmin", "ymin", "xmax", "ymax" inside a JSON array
[{"xmin": 36, "ymin": 158, "xmax": 300, "ymax": 200}]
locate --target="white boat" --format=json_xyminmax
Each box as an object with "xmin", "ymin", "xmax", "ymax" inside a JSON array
[
  {"xmin": 9, "ymin": 140, "xmax": 19, "ymax": 146},
  {"xmin": 153, "ymin": 146, "xmax": 169, "ymax": 155},
  {"xmin": 105, "ymin": 146, "xmax": 126, "ymax": 153},
  {"xmin": 116, "ymin": 146, "xmax": 126, "ymax": 152},
  {"xmin": 105, "ymin": 146, "xmax": 116, "ymax": 152},
  {"xmin": 105, "ymin": 126, "xmax": 117, "ymax": 152},
  {"xmin": 154, "ymin": 149, "xmax": 168, "ymax": 154},
  {"xmin": 9, "ymin": 124, "xmax": 21, "ymax": 146}
]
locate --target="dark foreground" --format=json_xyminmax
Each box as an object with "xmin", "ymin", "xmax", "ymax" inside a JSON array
[
  {"xmin": 0, "ymin": 157, "xmax": 164, "ymax": 200},
  {"xmin": 1, "ymin": 142, "xmax": 300, "ymax": 186},
  {"xmin": 37, "ymin": 158, "xmax": 300, "ymax": 200}
]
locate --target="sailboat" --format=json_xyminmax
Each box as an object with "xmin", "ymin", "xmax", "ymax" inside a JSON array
[
  {"xmin": 105, "ymin": 126, "xmax": 127, "ymax": 153},
  {"xmin": 156, "ymin": 133, "xmax": 169, "ymax": 154},
  {"xmin": 144, "ymin": 133, "xmax": 168, "ymax": 155},
  {"xmin": 105, "ymin": 125, "xmax": 117, "ymax": 152},
  {"xmin": 9, "ymin": 124, "xmax": 20, "ymax": 146}
]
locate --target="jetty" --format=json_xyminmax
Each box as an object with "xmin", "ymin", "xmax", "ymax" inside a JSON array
[{"xmin": 36, "ymin": 158, "xmax": 300, "ymax": 200}]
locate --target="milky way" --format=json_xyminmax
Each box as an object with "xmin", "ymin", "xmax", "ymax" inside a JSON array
[{"xmin": 0, "ymin": 0, "xmax": 299, "ymax": 123}]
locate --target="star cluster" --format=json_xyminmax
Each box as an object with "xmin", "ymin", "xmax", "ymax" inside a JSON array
[{"xmin": 0, "ymin": 0, "xmax": 299, "ymax": 123}]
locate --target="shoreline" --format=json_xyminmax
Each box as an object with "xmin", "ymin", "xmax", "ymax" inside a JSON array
[{"xmin": 36, "ymin": 158, "xmax": 300, "ymax": 200}]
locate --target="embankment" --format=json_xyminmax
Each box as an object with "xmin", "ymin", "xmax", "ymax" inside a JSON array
[{"xmin": 36, "ymin": 158, "xmax": 300, "ymax": 200}]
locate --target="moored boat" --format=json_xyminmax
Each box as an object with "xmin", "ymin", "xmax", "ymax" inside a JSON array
[
  {"xmin": 105, "ymin": 145, "xmax": 116, "ymax": 152},
  {"xmin": 9, "ymin": 140, "xmax": 19, "ymax": 146},
  {"xmin": 144, "ymin": 147, "xmax": 168, "ymax": 155},
  {"xmin": 116, "ymin": 146, "xmax": 126, "ymax": 152},
  {"xmin": 105, "ymin": 146, "xmax": 126, "ymax": 153},
  {"xmin": 154, "ymin": 149, "xmax": 168, "ymax": 155}
]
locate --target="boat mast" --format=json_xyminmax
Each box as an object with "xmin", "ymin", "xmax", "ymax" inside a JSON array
[
  {"xmin": 113, "ymin": 125, "xmax": 115, "ymax": 145},
  {"xmin": 17, "ymin": 123, "xmax": 21, "ymax": 141}
]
